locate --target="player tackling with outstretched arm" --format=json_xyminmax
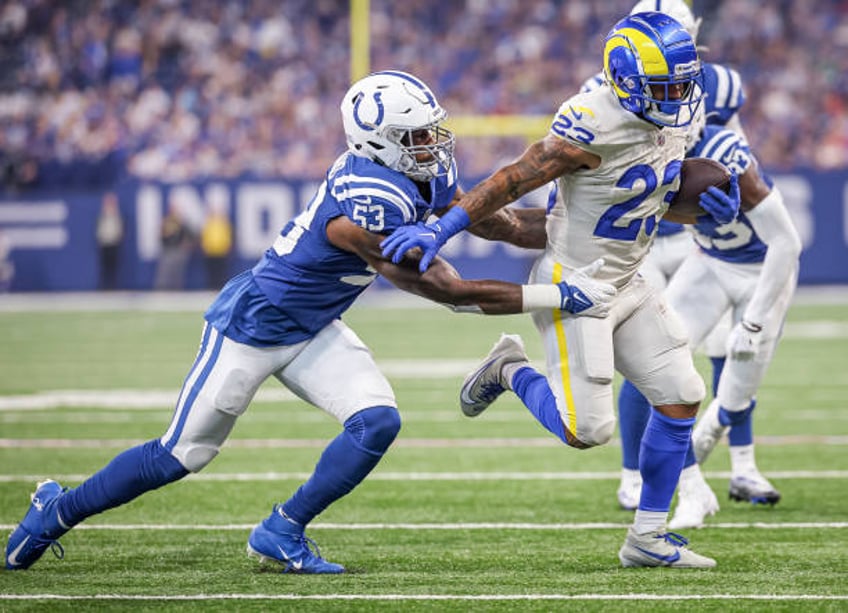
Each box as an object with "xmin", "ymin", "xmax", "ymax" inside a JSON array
[
  {"xmin": 5, "ymin": 71, "xmax": 614, "ymax": 574},
  {"xmin": 381, "ymin": 13, "xmax": 741, "ymax": 568}
]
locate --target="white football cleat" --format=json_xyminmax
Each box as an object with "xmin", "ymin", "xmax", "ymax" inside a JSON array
[
  {"xmin": 729, "ymin": 472, "xmax": 781, "ymax": 505},
  {"xmin": 459, "ymin": 334, "xmax": 529, "ymax": 417},
  {"xmin": 619, "ymin": 527, "xmax": 716, "ymax": 568},
  {"xmin": 668, "ymin": 473, "xmax": 720, "ymax": 530},
  {"xmin": 616, "ymin": 469, "xmax": 642, "ymax": 511},
  {"xmin": 692, "ymin": 399, "xmax": 728, "ymax": 464}
]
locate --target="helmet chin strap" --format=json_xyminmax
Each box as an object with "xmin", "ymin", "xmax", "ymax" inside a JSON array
[{"xmin": 396, "ymin": 154, "xmax": 416, "ymax": 175}]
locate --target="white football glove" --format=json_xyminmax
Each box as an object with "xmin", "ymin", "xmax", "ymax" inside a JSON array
[
  {"xmin": 557, "ymin": 258, "xmax": 617, "ymax": 317},
  {"xmin": 726, "ymin": 320, "xmax": 762, "ymax": 361}
]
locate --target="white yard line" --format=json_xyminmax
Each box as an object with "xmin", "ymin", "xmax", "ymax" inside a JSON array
[
  {"xmin": 1, "ymin": 593, "xmax": 846, "ymax": 602},
  {"xmin": 2, "ymin": 435, "xmax": 848, "ymax": 449},
  {"xmin": 0, "ymin": 367, "xmax": 471, "ymax": 412},
  {"xmin": 1, "ymin": 470, "xmax": 846, "ymax": 483},
  {"xmin": 0, "ymin": 521, "xmax": 846, "ymax": 532}
]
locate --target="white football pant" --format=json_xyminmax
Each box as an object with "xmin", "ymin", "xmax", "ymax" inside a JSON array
[
  {"xmin": 160, "ymin": 320, "xmax": 396, "ymax": 472},
  {"xmin": 665, "ymin": 252, "xmax": 795, "ymax": 411},
  {"xmin": 529, "ymin": 252, "xmax": 706, "ymax": 446}
]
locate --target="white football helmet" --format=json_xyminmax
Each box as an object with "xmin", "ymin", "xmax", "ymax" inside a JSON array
[
  {"xmin": 630, "ymin": 0, "xmax": 701, "ymax": 42},
  {"xmin": 340, "ymin": 70, "xmax": 455, "ymax": 181}
]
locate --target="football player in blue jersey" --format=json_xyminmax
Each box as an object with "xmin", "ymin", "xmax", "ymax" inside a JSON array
[
  {"xmin": 663, "ymin": 113, "xmax": 801, "ymax": 530},
  {"xmin": 4, "ymin": 71, "xmax": 617, "ymax": 574},
  {"xmin": 382, "ymin": 13, "xmax": 741, "ymax": 567}
]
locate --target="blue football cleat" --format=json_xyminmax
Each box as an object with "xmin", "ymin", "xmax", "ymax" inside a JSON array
[
  {"xmin": 5, "ymin": 480, "xmax": 68, "ymax": 570},
  {"xmin": 247, "ymin": 505, "xmax": 344, "ymax": 574}
]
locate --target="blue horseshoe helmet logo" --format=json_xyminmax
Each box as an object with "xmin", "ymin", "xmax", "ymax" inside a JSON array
[{"xmin": 353, "ymin": 92, "xmax": 384, "ymax": 132}]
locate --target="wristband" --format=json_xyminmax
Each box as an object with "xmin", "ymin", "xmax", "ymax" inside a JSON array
[
  {"xmin": 521, "ymin": 284, "xmax": 562, "ymax": 312},
  {"xmin": 741, "ymin": 320, "xmax": 763, "ymax": 333},
  {"xmin": 434, "ymin": 206, "xmax": 471, "ymax": 239}
]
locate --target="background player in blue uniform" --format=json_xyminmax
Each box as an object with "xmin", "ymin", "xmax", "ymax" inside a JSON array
[
  {"xmin": 664, "ymin": 117, "xmax": 801, "ymax": 529},
  {"xmin": 4, "ymin": 71, "xmax": 615, "ymax": 574}
]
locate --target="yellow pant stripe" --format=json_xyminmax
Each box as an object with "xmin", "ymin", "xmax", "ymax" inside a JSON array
[{"xmin": 551, "ymin": 263, "xmax": 577, "ymax": 435}]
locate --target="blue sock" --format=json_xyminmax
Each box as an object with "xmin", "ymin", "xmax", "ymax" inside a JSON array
[
  {"xmin": 682, "ymin": 438, "xmax": 697, "ymax": 468},
  {"xmin": 639, "ymin": 410, "xmax": 695, "ymax": 512},
  {"xmin": 55, "ymin": 439, "xmax": 188, "ymax": 533},
  {"xmin": 511, "ymin": 366, "xmax": 567, "ymax": 444},
  {"xmin": 723, "ymin": 399, "xmax": 756, "ymax": 446},
  {"xmin": 617, "ymin": 380, "xmax": 652, "ymax": 471},
  {"xmin": 709, "ymin": 357, "xmax": 725, "ymax": 397},
  {"xmin": 282, "ymin": 406, "xmax": 400, "ymax": 525}
]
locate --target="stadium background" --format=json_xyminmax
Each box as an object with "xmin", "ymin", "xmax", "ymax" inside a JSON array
[
  {"xmin": 0, "ymin": 0, "xmax": 846, "ymax": 291},
  {"xmin": 1, "ymin": 3, "xmax": 847, "ymax": 605}
]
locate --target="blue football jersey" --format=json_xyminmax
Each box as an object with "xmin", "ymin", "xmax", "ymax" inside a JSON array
[
  {"xmin": 701, "ymin": 62, "xmax": 745, "ymax": 126},
  {"xmin": 205, "ymin": 152, "xmax": 458, "ymax": 346},
  {"xmin": 687, "ymin": 125, "xmax": 773, "ymax": 263}
]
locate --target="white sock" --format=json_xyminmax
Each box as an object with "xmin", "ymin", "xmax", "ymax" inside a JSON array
[
  {"xmin": 677, "ymin": 463, "xmax": 706, "ymax": 489},
  {"xmin": 730, "ymin": 444, "xmax": 757, "ymax": 476},
  {"xmin": 633, "ymin": 510, "xmax": 667, "ymax": 535},
  {"xmin": 620, "ymin": 467, "xmax": 642, "ymax": 487},
  {"xmin": 501, "ymin": 360, "xmax": 530, "ymax": 390}
]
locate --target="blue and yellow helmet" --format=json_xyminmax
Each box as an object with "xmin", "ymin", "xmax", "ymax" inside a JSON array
[{"xmin": 603, "ymin": 11, "xmax": 704, "ymax": 128}]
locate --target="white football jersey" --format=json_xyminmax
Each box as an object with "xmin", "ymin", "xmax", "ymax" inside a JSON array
[{"xmin": 545, "ymin": 84, "xmax": 689, "ymax": 288}]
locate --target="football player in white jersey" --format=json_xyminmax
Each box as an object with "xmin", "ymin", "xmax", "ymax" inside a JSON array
[
  {"xmin": 664, "ymin": 116, "xmax": 802, "ymax": 530},
  {"xmin": 5, "ymin": 71, "xmax": 615, "ymax": 574},
  {"xmin": 582, "ymin": 0, "xmax": 750, "ymax": 512},
  {"xmin": 585, "ymin": 0, "xmax": 791, "ymax": 519},
  {"xmin": 382, "ymin": 13, "xmax": 741, "ymax": 568}
]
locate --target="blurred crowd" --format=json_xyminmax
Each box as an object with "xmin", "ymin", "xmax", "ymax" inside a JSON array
[{"xmin": 0, "ymin": 0, "xmax": 846, "ymax": 192}]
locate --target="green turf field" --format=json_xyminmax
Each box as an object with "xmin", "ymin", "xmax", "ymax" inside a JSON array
[{"xmin": 1, "ymin": 298, "xmax": 847, "ymax": 611}]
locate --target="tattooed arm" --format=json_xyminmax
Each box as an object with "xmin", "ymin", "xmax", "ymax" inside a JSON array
[
  {"xmin": 380, "ymin": 134, "xmax": 600, "ymax": 271},
  {"xmin": 458, "ymin": 134, "xmax": 600, "ymax": 224},
  {"xmin": 434, "ymin": 185, "xmax": 548, "ymax": 250}
]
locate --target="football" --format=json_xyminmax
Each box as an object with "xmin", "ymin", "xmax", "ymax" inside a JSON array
[{"xmin": 666, "ymin": 157, "xmax": 732, "ymax": 223}]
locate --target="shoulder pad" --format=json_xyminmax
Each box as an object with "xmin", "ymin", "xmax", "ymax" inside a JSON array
[
  {"xmin": 330, "ymin": 157, "xmax": 420, "ymax": 229},
  {"xmin": 549, "ymin": 90, "xmax": 610, "ymax": 147},
  {"xmin": 703, "ymin": 62, "xmax": 746, "ymax": 126},
  {"xmin": 579, "ymin": 71, "xmax": 605, "ymax": 94}
]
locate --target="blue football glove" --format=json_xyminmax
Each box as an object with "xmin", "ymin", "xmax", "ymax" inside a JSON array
[
  {"xmin": 380, "ymin": 207, "xmax": 471, "ymax": 272},
  {"xmin": 556, "ymin": 258, "xmax": 617, "ymax": 317},
  {"xmin": 379, "ymin": 221, "xmax": 447, "ymax": 271},
  {"xmin": 699, "ymin": 172, "xmax": 740, "ymax": 225}
]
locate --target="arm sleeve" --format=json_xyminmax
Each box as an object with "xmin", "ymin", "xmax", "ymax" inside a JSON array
[{"xmin": 742, "ymin": 186, "xmax": 802, "ymax": 326}]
